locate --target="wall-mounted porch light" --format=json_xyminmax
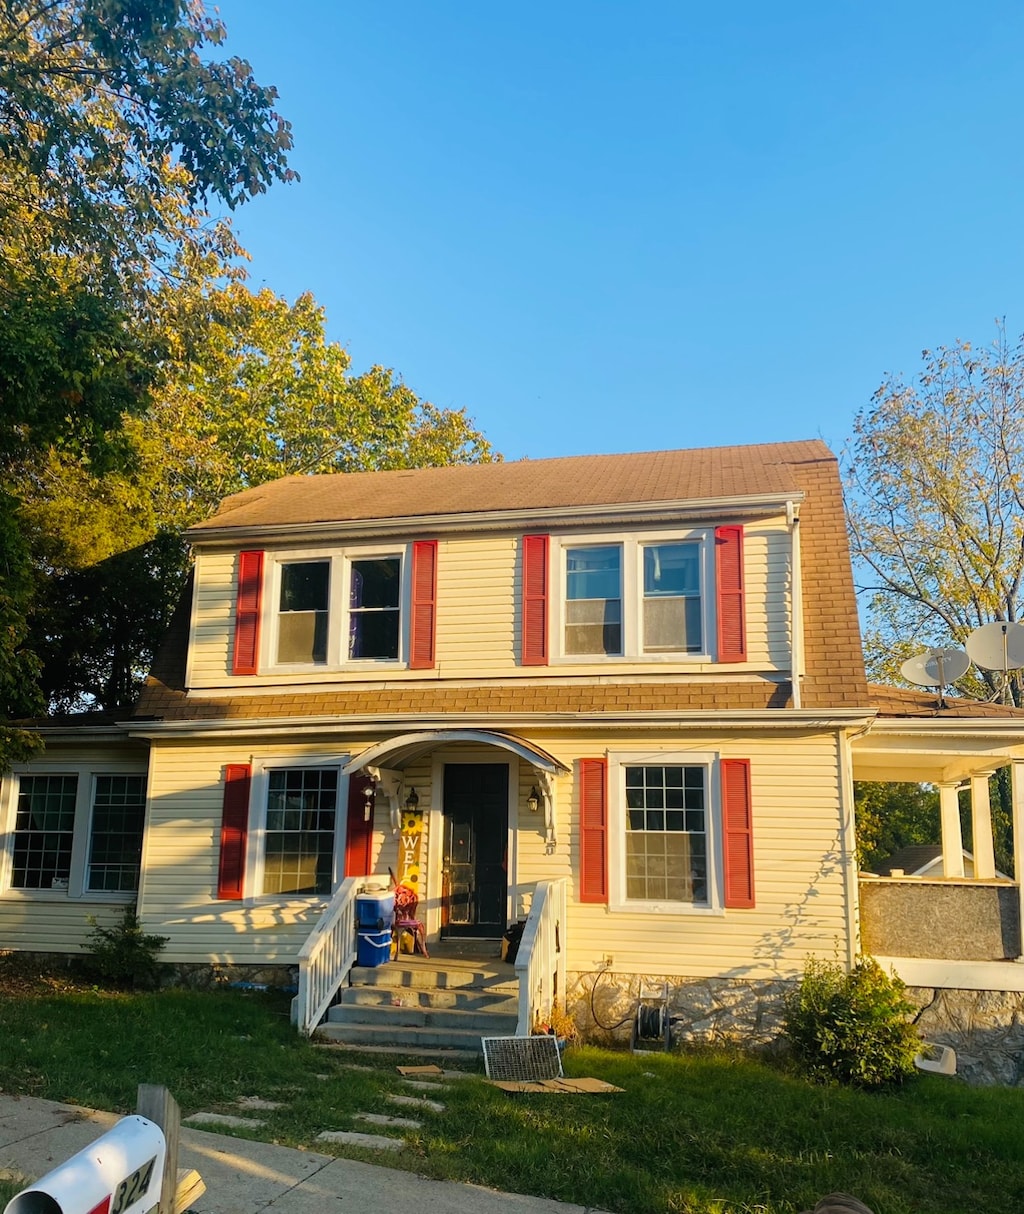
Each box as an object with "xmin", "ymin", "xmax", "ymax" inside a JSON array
[
  {"xmin": 363, "ymin": 780, "xmax": 376, "ymax": 822},
  {"xmin": 405, "ymin": 787, "xmax": 420, "ymax": 811},
  {"xmin": 527, "ymin": 785, "xmax": 541, "ymax": 813}
]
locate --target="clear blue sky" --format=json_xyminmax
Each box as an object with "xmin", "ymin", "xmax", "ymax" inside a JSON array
[{"xmin": 213, "ymin": 1, "xmax": 1024, "ymax": 463}]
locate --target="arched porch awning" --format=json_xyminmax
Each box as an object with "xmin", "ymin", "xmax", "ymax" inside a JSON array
[
  {"xmin": 341, "ymin": 729, "xmax": 569, "ymax": 844},
  {"xmin": 340, "ymin": 729, "xmax": 570, "ymax": 777}
]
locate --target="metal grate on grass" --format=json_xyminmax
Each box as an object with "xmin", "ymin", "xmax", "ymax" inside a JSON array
[{"xmin": 481, "ymin": 1035, "xmax": 563, "ymax": 1081}]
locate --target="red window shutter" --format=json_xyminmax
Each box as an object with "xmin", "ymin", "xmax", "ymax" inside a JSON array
[
  {"xmin": 722, "ymin": 758, "xmax": 754, "ymax": 908},
  {"xmin": 409, "ymin": 540, "xmax": 437, "ymax": 670},
  {"xmin": 218, "ymin": 763, "xmax": 251, "ymax": 900},
  {"xmin": 579, "ymin": 758, "xmax": 608, "ymax": 904},
  {"xmin": 232, "ymin": 550, "xmax": 264, "ymax": 675},
  {"xmin": 344, "ymin": 774, "xmax": 375, "ymax": 877},
  {"xmin": 715, "ymin": 525, "xmax": 746, "ymax": 662},
  {"xmin": 522, "ymin": 534, "xmax": 550, "ymax": 665}
]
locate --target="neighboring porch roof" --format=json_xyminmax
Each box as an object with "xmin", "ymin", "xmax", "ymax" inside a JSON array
[
  {"xmin": 340, "ymin": 729, "xmax": 571, "ymax": 776},
  {"xmin": 854, "ymin": 684, "xmax": 1024, "ymax": 782}
]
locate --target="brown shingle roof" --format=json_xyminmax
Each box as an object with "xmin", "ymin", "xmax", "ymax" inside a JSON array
[
  {"xmin": 134, "ymin": 678, "xmax": 793, "ymax": 721},
  {"xmin": 189, "ymin": 440, "xmax": 830, "ymax": 533},
  {"xmin": 868, "ymin": 683, "xmax": 1024, "ymax": 719},
  {"xmin": 134, "ymin": 438, "xmax": 869, "ymax": 721}
]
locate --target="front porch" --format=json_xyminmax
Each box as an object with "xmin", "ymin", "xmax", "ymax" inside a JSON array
[{"xmin": 853, "ymin": 691, "xmax": 1024, "ymax": 990}]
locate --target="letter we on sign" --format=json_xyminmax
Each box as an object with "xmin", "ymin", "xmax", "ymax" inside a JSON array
[{"xmin": 398, "ymin": 805, "xmax": 424, "ymax": 897}]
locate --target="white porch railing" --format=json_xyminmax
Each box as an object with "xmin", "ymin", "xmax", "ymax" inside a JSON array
[
  {"xmin": 295, "ymin": 877, "xmax": 359, "ymax": 1037},
  {"xmin": 514, "ymin": 878, "xmax": 567, "ymax": 1036}
]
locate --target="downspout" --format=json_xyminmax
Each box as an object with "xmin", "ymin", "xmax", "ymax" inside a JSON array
[
  {"xmin": 787, "ymin": 501, "xmax": 803, "ymax": 710},
  {"xmin": 837, "ymin": 722, "xmax": 872, "ymax": 970}
]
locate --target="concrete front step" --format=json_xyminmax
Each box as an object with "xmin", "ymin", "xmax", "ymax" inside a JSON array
[
  {"xmin": 338, "ymin": 986, "xmax": 520, "ymax": 1015},
  {"xmin": 327, "ymin": 1001, "xmax": 517, "ymax": 1035},
  {"xmin": 315, "ymin": 1041, "xmax": 482, "ymax": 1063},
  {"xmin": 350, "ymin": 962, "xmax": 517, "ymax": 994},
  {"xmin": 316, "ymin": 1021, "xmax": 488, "ymax": 1051}
]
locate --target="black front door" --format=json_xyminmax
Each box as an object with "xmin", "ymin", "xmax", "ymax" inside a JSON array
[{"xmin": 441, "ymin": 763, "xmax": 508, "ymax": 938}]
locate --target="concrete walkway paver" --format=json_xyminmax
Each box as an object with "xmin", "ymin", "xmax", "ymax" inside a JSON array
[{"xmin": 0, "ymin": 1094, "xmax": 611, "ymax": 1214}]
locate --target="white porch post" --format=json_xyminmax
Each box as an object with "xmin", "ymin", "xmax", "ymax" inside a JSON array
[
  {"xmin": 1012, "ymin": 760, "xmax": 1024, "ymax": 959},
  {"xmin": 938, "ymin": 781, "xmax": 965, "ymax": 877},
  {"xmin": 969, "ymin": 770, "xmax": 997, "ymax": 880}
]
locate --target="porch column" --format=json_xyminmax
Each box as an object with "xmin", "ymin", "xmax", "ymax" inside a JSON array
[
  {"xmin": 938, "ymin": 781, "xmax": 965, "ymax": 877},
  {"xmin": 1012, "ymin": 760, "xmax": 1024, "ymax": 959},
  {"xmin": 969, "ymin": 770, "xmax": 997, "ymax": 880}
]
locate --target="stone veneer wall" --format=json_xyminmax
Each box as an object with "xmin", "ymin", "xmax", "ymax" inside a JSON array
[
  {"xmin": 907, "ymin": 986, "xmax": 1024, "ymax": 1087},
  {"xmin": 567, "ymin": 969, "xmax": 1024, "ymax": 1087},
  {"xmin": 567, "ymin": 970, "xmax": 791, "ymax": 1050}
]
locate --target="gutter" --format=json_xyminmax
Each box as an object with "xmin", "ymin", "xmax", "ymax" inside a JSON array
[
  {"xmin": 186, "ymin": 491, "xmax": 805, "ymax": 547},
  {"xmin": 123, "ymin": 708, "xmax": 876, "ymax": 741}
]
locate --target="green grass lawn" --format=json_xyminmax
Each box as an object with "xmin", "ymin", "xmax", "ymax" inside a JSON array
[{"xmin": 1, "ymin": 968, "xmax": 1022, "ymax": 1214}]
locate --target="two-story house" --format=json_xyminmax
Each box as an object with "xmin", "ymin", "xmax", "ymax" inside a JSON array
[{"xmin": 4, "ymin": 439, "xmax": 1024, "ymax": 1072}]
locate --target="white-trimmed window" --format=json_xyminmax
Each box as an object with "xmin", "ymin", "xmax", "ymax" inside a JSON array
[
  {"xmin": 557, "ymin": 532, "xmax": 712, "ymax": 662},
  {"xmin": 608, "ymin": 750, "xmax": 721, "ymax": 913},
  {"xmin": 246, "ymin": 762, "xmax": 346, "ymax": 898},
  {"xmin": 4, "ymin": 770, "xmax": 146, "ymax": 898},
  {"xmin": 267, "ymin": 548, "xmax": 405, "ymax": 669}
]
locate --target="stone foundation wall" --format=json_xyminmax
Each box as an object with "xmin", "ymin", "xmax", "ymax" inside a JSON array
[
  {"xmin": 165, "ymin": 962, "xmax": 298, "ymax": 992},
  {"xmin": 907, "ymin": 986, "xmax": 1024, "ymax": 1087},
  {"xmin": 567, "ymin": 969, "xmax": 791, "ymax": 1050},
  {"xmin": 568, "ymin": 969, "xmax": 1024, "ymax": 1087}
]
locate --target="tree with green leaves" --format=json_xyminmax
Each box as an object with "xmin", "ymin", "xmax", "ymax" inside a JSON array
[
  {"xmin": 0, "ymin": 0, "xmax": 295, "ymax": 765},
  {"xmin": 20, "ymin": 282, "xmax": 495, "ymax": 714},
  {"xmin": 845, "ymin": 325, "xmax": 1024, "ymax": 705}
]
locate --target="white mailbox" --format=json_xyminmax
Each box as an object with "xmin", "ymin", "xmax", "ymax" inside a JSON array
[{"xmin": 4, "ymin": 1115, "xmax": 166, "ymax": 1214}]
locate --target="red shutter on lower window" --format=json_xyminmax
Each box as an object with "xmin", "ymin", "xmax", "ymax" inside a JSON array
[
  {"xmin": 715, "ymin": 525, "xmax": 746, "ymax": 662},
  {"xmin": 579, "ymin": 758, "xmax": 608, "ymax": 904},
  {"xmin": 522, "ymin": 534, "xmax": 550, "ymax": 665},
  {"xmin": 218, "ymin": 764, "xmax": 251, "ymax": 900},
  {"xmin": 232, "ymin": 550, "xmax": 264, "ymax": 675},
  {"xmin": 722, "ymin": 758, "xmax": 754, "ymax": 908},
  {"xmin": 409, "ymin": 540, "xmax": 437, "ymax": 669}
]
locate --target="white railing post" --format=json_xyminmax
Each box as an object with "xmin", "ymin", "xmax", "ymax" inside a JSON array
[
  {"xmin": 295, "ymin": 876, "xmax": 360, "ymax": 1036},
  {"xmin": 514, "ymin": 878, "xmax": 567, "ymax": 1036}
]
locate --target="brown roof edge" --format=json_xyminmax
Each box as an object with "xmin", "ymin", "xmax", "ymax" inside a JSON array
[{"xmin": 868, "ymin": 683, "xmax": 1024, "ymax": 719}]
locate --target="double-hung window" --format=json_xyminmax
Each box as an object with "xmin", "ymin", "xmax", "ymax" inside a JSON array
[
  {"xmin": 5, "ymin": 771, "xmax": 146, "ymax": 897},
  {"xmin": 270, "ymin": 549, "xmax": 405, "ymax": 669},
  {"xmin": 558, "ymin": 533, "xmax": 711, "ymax": 661},
  {"xmin": 607, "ymin": 750, "xmax": 720, "ymax": 912},
  {"xmin": 261, "ymin": 767, "xmax": 338, "ymax": 897}
]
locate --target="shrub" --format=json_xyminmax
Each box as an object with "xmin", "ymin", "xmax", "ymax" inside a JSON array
[
  {"xmin": 84, "ymin": 904, "xmax": 168, "ymax": 990},
  {"xmin": 782, "ymin": 956, "xmax": 920, "ymax": 1088}
]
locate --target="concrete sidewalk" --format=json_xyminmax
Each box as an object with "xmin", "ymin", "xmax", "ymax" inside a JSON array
[{"xmin": 0, "ymin": 1094, "xmax": 608, "ymax": 1214}]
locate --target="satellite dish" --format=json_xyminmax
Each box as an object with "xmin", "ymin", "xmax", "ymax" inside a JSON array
[
  {"xmin": 965, "ymin": 621, "xmax": 1024, "ymax": 671},
  {"xmin": 900, "ymin": 647, "xmax": 971, "ymax": 688}
]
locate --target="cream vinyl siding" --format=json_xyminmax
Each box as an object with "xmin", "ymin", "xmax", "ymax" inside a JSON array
[
  {"xmin": 0, "ymin": 901, "xmax": 129, "ymax": 953},
  {"xmin": 140, "ymin": 739, "xmax": 393, "ymax": 965},
  {"xmin": 0, "ymin": 740, "xmax": 149, "ymax": 954},
  {"xmin": 512, "ymin": 729, "xmax": 847, "ymax": 981},
  {"xmin": 435, "ymin": 536, "xmax": 518, "ymax": 674},
  {"xmin": 187, "ymin": 518, "xmax": 793, "ymax": 688}
]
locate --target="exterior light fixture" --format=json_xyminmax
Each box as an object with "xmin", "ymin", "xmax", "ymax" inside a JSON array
[
  {"xmin": 363, "ymin": 781, "xmax": 376, "ymax": 822},
  {"xmin": 405, "ymin": 787, "xmax": 420, "ymax": 811},
  {"xmin": 527, "ymin": 786, "xmax": 541, "ymax": 813}
]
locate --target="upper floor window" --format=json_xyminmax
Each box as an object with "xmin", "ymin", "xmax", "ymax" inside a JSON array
[
  {"xmin": 557, "ymin": 533, "xmax": 710, "ymax": 662},
  {"xmin": 5, "ymin": 771, "xmax": 145, "ymax": 897},
  {"xmin": 268, "ymin": 549, "xmax": 405, "ymax": 669}
]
